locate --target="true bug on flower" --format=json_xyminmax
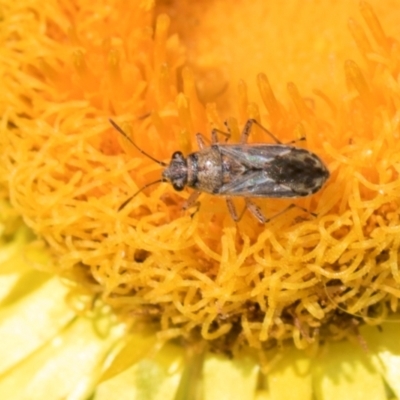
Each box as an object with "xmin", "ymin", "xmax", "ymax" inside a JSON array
[{"xmin": 110, "ymin": 118, "xmax": 330, "ymax": 223}]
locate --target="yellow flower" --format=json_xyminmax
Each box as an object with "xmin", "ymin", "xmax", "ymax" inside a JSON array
[{"xmin": 1, "ymin": 0, "xmax": 400, "ymax": 398}]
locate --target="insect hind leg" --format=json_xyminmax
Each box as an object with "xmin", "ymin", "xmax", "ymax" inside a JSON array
[
  {"xmin": 227, "ymin": 198, "xmax": 317, "ymax": 224},
  {"xmin": 263, "ymin": 203, "xmax": 317, "ymax": 224},
  {"xmin": 211, "ymin": 128, "xmax": 231, "ymax": 144},
  {"xmin": 240, "ymin": 119, "xmax": 280, "ymax": 144},
  {"xmin": 282, "ymin": 137, "xmax": 306, "ymax": 145},
  {"xmin": 240, "ymin": 119, "xmax": 306, "ymax": 145}
]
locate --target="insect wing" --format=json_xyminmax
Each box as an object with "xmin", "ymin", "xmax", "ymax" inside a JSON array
[
  {"xmin": 217, "ymin": 144, "xmax": 329, "ymax": 198},
  {"xmin": 217, "ymin": 170, "xmax": 298, "ymax": 197},
  {"xmin": 218, "ymin": 144, "xmax": 292, "ymax": 169}
]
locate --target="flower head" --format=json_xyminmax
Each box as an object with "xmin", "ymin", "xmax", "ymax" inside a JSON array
[
  {"xmin": 1, "ymin": 0, "xmax": 400, "ymax": 360},
  {"xmin": 2, "ymin": 0, "xmax": 400, "ymax": 398}
]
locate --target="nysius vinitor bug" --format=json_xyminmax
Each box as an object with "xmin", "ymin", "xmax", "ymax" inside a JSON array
[{"xmin": 110, "ymin": 118, "xmax": 330, "ymax": 223}]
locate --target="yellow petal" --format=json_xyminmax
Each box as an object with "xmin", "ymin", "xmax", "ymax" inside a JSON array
[
  {"xmin": 203, "ymin": 352, "xmax": 259, "ymax": 400},
  {"xmin": 0, "ymin": 317, "xmax": 123, "ymax": 399},
  {"xmin": 361, "ymin": 318, "xmax": 400, "ymax": 398},
  {"xmin": 265, "ymin": 349, "xmax": 312, "ymax": 400},
  {"xmin": 96, "ymin": 342, "xmax": 184, "ymax": 400},
  {"xmin": 312, "ymin": 340, "xmax": 386, "ymax": 400},
  {"xmin": 0, "ymin": 277, "xmax": 74, "ymax": 374},
  {"xmin": 100, "ymin": 330, "xmax": 159, "ymax": 382}
]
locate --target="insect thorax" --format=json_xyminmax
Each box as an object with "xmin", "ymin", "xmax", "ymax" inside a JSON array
[{"xmin": 187, "ymin": 146, "xmax": 225, "ymax": 193}]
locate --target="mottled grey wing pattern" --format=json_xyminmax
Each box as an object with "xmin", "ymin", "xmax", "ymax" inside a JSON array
[
  {"xmin": 218, "ymin": 144, "xmax": 291, "ymax": 168},
  {"xmin": 216, "ymin": 170, "xmax": 297, "ymax": 197},
  {"xmin": 216, "ymin": 144, "xmax": 327, "ymax": 198},
  {"xmin": 216, "ymin": 144, "xmax": 297, "ymax": 197}
]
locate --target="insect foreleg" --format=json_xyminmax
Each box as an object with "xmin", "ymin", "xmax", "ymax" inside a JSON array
[
  {"xmin": 195, "ymin": 133, "xmax": 208, "ymax": 149},
  {"xmin": 182, "ymin": 191, "xmax": 202, "ymax": 210},
  {"xmin": 182, "ymin": 191, "xmax": 202, "ymax": 219}
]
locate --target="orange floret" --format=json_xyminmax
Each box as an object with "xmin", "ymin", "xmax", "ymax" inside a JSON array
[{"xmin": 1, "ymin": 0, "xmax": 400, "ymax": 352}]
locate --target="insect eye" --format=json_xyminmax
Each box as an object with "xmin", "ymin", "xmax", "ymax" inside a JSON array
[
  {"xmin": 172, "ymin": 151, "xmax": 184, "ymax": 161},
  {"xmin": 173, "ymin": 182, "xmax": 184, "ymax": 191}
]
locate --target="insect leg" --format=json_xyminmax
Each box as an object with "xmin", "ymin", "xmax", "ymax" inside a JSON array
[
  {"xmin": 242, "ymin": 119, "xmax": 307, "ymax": 145},
  {"xmin": 226, "ymin": 197, "xmax": 265, "ymax": 223},
  {"xmin": 182, "ymin": 191, "xmax": 202, "ymax": 219},
  {"xmin": 211, "ymin": 128, "xmax": 231, "ymax": 144},
  {"xmin": 263, "ymin": 204, "xmax": 317, "ymax": 224},
  {"xmin": 288, "ymin": 204, "xmax": 317, "ymax": 218},
  {"xmin": 195, "ymin": 133, "xmax": 208, "ymax": 149},
  {"xmin": 239, "ymin": 200, "xmax": 317, "ymax": 224},
  {"xmin": 182, "ymin": 190, "xmax": 202, "ymax": 210},
  {"xmin": 282, "ymin": 137, "xmax": 306, "ymax": 145},
  {"xmin": 225, "ymin": 196, "xmax": 241, "ymax": 222},
  {"xmin": 240, "ymin": 119, "xmax": 282, "ymax": 144},
  {"xmin": 244, "ymin": 198, "xmax": 267, "ymax": 223},
  {"xmin": 197, "ymin": 127, "xmax": 230, "ymax": 148}
]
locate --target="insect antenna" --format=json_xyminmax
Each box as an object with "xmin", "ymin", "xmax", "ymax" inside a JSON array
[
  {"xmin": 109, "ymin": 118, "xmax": 167, "ymax": 167},
  {"xmin": 118, "ymin": 179, "xmax": 166, "ymax": 211}
]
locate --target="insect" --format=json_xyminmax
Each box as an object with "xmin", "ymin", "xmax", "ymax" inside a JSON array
[{"xmin": 109, "ymin": 118, "xmax": 330, "ymax": 223}]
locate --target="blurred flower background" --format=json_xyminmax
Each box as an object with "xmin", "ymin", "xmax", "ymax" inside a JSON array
[{"xmin": 1, "ymin": 0, "xmax": 400, "ymax": 398}]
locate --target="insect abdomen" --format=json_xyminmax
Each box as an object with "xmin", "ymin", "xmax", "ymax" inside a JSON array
[{"xmin": 268, "ymin": 148, "xmax": 329, "ymax": 196}]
